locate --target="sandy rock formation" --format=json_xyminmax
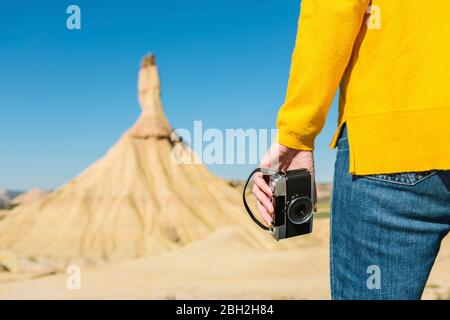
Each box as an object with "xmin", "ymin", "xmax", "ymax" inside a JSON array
[{"xmin": 0, "ymin": 54, "xmax": 275, "ymax": 272}]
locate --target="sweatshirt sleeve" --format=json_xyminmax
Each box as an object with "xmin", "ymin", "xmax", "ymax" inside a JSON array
[{"xmin": 276, "ymin": 0, "xmax": 370, "ymax": 150}]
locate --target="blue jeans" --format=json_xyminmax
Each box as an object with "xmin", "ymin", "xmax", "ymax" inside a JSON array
[{"xmin": 330, "ymin": 125, "xmax": 450, "ymax": 300}]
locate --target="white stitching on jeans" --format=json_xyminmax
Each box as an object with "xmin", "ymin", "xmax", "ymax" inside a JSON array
[{"xmin": 362, "ymin": 171, "xmax": 438, "ymax": 186}]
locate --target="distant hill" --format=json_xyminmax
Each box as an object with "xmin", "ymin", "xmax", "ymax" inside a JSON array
[
  {"xmin": 0, "ymin": 190, "xmax": 24, "ymax": 209},
  {"xmin": 11, "ymin": 189, "xmax": 50, "ymax": 207},
  {"xmin": 0, "ymin": 189, "xmax": 50, "ymax": 210}
]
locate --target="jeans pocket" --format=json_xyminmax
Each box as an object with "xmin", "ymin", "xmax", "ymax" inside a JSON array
[{"xmin": 362, "ymin": 170, "xmax": 438, "ymax": 186}]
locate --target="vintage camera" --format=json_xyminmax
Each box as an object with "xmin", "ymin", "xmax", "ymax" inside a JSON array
[
  {"xmin": 243, "ymin": 168, "xmax": 313, "ymax": 240},
  {"xmin": 265, "ymin": 169, "xmax": 313, "ymax": 240}
]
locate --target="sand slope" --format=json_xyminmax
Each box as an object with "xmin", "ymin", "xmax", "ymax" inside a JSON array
[
  {"xmin": 11, "ymin": 189, "xmax": 49, "ymax": 207},
  {"xmin": 0, "ymin": 220, "xmax": 330, "ymax": 300},
  {"xmin": 0, "ymin": 218, "xmax": 447, "ymax": 300}
]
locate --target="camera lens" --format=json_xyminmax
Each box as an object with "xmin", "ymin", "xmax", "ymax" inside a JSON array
[{"xmin": 287, "ymin": 197, "xmax": 313, "ymax": 225}]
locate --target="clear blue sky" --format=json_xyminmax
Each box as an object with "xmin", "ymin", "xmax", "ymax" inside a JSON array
[{"xmin": 0, "ymin": 0, "xmax": 338, "ymax": 190}]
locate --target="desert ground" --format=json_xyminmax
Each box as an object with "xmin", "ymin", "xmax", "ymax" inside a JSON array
[{"xmin": 0, "ymin": 217, "xmax": 448, "ymax": 300}]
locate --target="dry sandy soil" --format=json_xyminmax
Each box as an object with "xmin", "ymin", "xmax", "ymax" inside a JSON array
[{"xmin": 0, "ymin": 218, "xmax": 448, "ymax": 300}]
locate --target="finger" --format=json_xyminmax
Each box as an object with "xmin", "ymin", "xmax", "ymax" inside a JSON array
[
  {"xmin": 254, "ymin": 171, "xmax": 270, "ymax": 186},
  {"xmin": 254, "ymin": 176, "xmax": 272, "ymax": 197},
  {"xmin": 252, "ymin": 185, "xmax": 274, "ymax": 214},
  {"xmin": 257, "ymin": 200, "xmax": 273, "ymax": 227}
]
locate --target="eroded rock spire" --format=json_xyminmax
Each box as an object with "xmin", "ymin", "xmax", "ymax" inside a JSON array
[{"xmin": 128, "ymin": 54, "xmax": 172, "ymax": 139}]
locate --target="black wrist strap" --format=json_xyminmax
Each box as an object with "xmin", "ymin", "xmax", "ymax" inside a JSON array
[{"xmin": 242, "ymin": 168, "xmax": 271, "ymax": 231}]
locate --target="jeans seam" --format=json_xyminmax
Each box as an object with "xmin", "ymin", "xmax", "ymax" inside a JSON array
[
  {"xmin": 330, "ymin": 206, "xmax": 335, "ymax": 299},
  {"xmin": 330, "ymin": 166, "xmax": 337, "ymax": 299},
  {"xmin": 362, "ymin": 171, "xmax": 438, "ymax": 186}
]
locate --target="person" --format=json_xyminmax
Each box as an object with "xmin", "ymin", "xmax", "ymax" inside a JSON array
[{"xmin": 252, "ymin": 0, "xmax": 450, "ymax": 300}]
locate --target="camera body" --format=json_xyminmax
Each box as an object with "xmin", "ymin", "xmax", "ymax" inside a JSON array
[{"xmin": 264, "ymin": 169, "xmax": 313, "ymax": 240}]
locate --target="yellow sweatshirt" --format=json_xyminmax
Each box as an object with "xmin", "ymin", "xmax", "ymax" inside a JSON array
[{"xmin": 276, "ymin": 0, "xmax": 450, "ymax": 175}]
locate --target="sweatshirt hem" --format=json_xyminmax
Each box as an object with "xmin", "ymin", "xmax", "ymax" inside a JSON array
[{"xmin": 330, "ymin": 108, "xmax": 450, "ymax": 175}]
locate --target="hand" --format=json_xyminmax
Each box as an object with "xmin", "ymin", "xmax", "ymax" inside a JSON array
[{"xmin": 252, "ymin": 142, "xmax": 317, "ymax": 226}]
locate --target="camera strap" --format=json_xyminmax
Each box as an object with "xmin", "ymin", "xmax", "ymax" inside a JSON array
[{"xmin": 242, "ymin": 168, "xmax": 276, "ymax": 231}]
